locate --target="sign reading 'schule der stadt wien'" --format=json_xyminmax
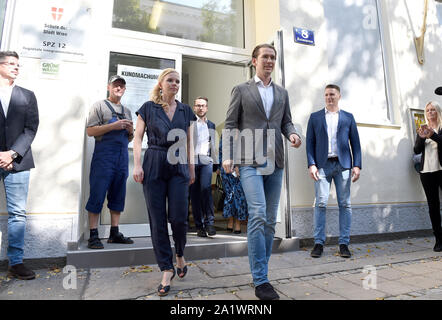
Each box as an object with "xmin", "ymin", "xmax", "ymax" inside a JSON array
[{"xmin": 17, "ymin": 0, "xmax": 91, "ymax": 62}]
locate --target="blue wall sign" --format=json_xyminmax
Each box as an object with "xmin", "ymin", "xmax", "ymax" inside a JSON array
[{"xmin": 294, "ymin": 27, "xmax": 315, "ymax": 46}]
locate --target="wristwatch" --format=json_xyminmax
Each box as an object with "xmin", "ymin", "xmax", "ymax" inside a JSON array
[{"xmin": 10, "ymin": 150, "xmax": 18, "ymax": 160}]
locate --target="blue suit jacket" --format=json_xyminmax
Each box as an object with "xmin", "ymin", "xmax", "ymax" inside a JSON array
[{"xmin": 306, "ymin": 108, "xmax": 361, "ymax": 170}]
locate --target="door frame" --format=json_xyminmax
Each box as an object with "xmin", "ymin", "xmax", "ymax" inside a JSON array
[
  {"xmin": 86, "ymin": 45, "xmax": 182, "ymax": 238},
  {"xmin": 273, "ymin": 30, "xmax": 293, "ymax": 240},
  {"xmin": 81, "ymin": 31, "xmax": 252, "ymax": 239}
]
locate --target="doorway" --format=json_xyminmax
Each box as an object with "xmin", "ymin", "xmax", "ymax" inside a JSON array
[
  {"xmin": 82, "ymin": 49, "xmax": 182, "ymax": 239},
  {"xmin": 81, "ymin": 52, "xmax": 250, "ymax": 239},
  {"xmin": 181, "ymin": 56, "xmax": 249, "ymax": 233}
]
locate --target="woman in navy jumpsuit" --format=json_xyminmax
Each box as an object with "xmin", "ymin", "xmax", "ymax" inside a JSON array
[{"xmin": 133, "ymin": 68, "xmax": 195, "ymax": 296}]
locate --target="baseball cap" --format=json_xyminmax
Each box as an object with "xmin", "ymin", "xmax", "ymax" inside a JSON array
[
  {"xmin": 435, "ymin": 87, "xmax": 442, "ymax": 95},
  {"xmin": 108, "ymin": 75, "xmax": 126, "ymax": 85}
]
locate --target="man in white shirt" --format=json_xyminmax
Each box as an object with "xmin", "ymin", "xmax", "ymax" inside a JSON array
[
  {"xmin": 306, "ymin": 84, "xmax": 362, "ymax": 259},
  {"xmin": 190, "ymin": 97, "xmax": 217, "ymax": 237},
  {"xmin": 223, "ymin": 44, "xmax": 302, "ymax": 300},
  {"xmin": 0, "ymin": 51, "xmax": 39, "ymax": 280}
]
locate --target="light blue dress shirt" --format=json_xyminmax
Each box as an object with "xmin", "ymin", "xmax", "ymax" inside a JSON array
[{"xmin": 254, "ymin": 75, "xmax": 274, "ymax": 119}]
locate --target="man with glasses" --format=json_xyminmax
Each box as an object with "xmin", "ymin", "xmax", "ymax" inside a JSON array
[
  {"xmin": 190, "ymin": 97, "xmax": 217, "ymax": 237},
  {"xmin": 223, "ymin": 44, "xmax": 302, "ymax": 300},
  {"xmin": 0, "ymin": 51, "xmax": 39, "ymax": 280}
]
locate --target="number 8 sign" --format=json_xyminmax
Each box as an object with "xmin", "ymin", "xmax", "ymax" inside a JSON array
[{"xmin": 294, "ymin": 27, "xmax": 315, "ymax": 46}]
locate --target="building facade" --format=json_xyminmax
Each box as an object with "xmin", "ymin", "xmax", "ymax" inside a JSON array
[{"xmin": 0, "ymin": 0, "xmax": 441, "ymax": 262}]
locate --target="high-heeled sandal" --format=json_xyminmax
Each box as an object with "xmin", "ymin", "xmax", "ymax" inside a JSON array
[
  {"xmin": 176, "ymin": 257, "xmax": 188, "ymax": 278},
  {"xmin": 177, "ymin": 265, "xmax": 188, "ymax": 278},
  {"xmin": 157, "ymin": 268, "xmax": 176, "ymax": 296}
]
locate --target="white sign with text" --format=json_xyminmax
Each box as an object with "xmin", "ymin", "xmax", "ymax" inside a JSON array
[
  {"xmin": 117, "ymin": 64, "xmax": 163, "ymax": 149},
  {"xmin": 17, "ymin": 0, "xmax": 91, "ymax": 62}
]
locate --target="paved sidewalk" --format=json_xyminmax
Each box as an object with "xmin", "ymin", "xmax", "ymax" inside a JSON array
[{"xmin": 1, "ymin": 236, "xmax": 442, "ymax": 300}]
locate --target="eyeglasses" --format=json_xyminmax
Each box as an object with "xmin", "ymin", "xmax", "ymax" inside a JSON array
[{"xmin": 0, "ymin": 62, "xmax": 21, "ymax": 68}]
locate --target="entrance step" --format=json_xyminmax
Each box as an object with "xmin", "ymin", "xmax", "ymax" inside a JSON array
[{"xmin": 67, "ymin": 232, "xmax": 299, "ymax": 269}]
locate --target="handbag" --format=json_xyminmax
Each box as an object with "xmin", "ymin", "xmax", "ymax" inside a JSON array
[
  {"xmin": 213, "ymin": 174, "xmax": 225, "ymax": 212},
  {"xmin": 412, "ymin": 153, "xmax": 422, "ymax": 173}
]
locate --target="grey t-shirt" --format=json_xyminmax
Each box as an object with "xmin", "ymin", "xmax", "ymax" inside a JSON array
[{"xmin": 86, "ymin": 99, "xmax": 132, "ymax": 141}]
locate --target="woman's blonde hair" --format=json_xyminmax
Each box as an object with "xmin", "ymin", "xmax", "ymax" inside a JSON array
[
  {"xmin": 150, "ymin": 68, "xmax": 179, "ymax": 113},
  {"xmin": 424, "ymin": 101, "xmax": 442, "ymax": 131}
]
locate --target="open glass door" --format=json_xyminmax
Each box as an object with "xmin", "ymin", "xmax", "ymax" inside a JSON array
[{"xmin": 87, "ymin": 49, "xmax": 182, "ymax": 238}]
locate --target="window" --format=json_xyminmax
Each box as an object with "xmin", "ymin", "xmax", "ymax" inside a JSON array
[
  {"xmin": 112, "ymin": 0, "xmax": 244, "ymax": 48},
  {"xmin": 108, "ymin": 52, "xmax": 175, "ymax": 120},
  {"xmin": 0, "ymin": 0, "xmax": 7, "ymax": 48},
  {"xmin": 324, "ymin": 0, "xmax": 390, "ymax": 124},
  {"xmin": 437, "ymin": 2, "xmax": 442, "ymax": 24}
]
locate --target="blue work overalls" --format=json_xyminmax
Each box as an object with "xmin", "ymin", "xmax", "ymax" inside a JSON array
[
  {"xmin": 86, "ymin": 101, "xmax": 129, "ymax": 214},
  {"xmin": 136, "ymin": 100, "xmax": 196, "ymax": 271}
]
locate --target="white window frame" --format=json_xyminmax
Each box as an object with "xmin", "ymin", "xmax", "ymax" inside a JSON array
[{"xmin": 110, "ymin": 0, "xmax": 254, "ymax": 59}]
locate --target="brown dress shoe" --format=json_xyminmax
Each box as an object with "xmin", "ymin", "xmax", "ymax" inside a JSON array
[{"xmin": 8, "ymin": 263, "xmax": 36, "ymax": 280}]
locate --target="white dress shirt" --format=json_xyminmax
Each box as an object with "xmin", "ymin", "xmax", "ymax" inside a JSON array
[
  {"xmin": 254, "ymin": 75, "xmax": 274, "ymax": 119},
  {"xmin": 422, "ymin": 130, "xmax": 442, "ymax": 173},
  {"xmin": 0, "ymin": 84, "xmax": 15, "ymax": 117},
  {"xmin": 325, "ymin": 107, "xmax": 339, "ymax": 158},
  {"xmin": 195, "ymin": 115, "xmax": 210, "ymax": 156}
]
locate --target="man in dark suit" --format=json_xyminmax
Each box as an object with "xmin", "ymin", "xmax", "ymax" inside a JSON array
[
  {"xmin": 223, "ymin": 44, "xmax": 302, "ymax": 300},
  {"xmin": 0, "ymin": 51, "xmax": 39, "ymax": 280},
  {"xmin": 190, "ymin": 96, "xmax": 218, "ymax": 237},
  {"xmin": 306, "ymin": 84, "xmax": 361, "ymax": 259}
]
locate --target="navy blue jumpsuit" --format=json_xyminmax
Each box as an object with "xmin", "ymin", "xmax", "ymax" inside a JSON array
[
  {"xmin": 136, "ymin": 100, "xmax": 196, "ymax": 271},
  {"xmin": 86, "ymin": 107, "xmax": 129, "ymax": 214}
]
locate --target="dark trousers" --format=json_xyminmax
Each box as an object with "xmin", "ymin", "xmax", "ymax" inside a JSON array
[
  {"xmin": 190, "ymin": 159, "xmax": 214, "ymax": 229},
  {"xmin": 420, "ymin": 171, "xmax": 442, "ymax": 234},
  {"xmin": 143, "ymin": 175, "xmax": 189, "ymax": 271}
]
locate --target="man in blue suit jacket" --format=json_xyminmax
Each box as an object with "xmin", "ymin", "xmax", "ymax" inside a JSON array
[
  {"xmin": 0, "ymin": 51, "xmax": 39, "ymax": 280},
  {"xmin": 190, "ymin": 97, "xmax": 218, "ymax": 237},
  {"xmin": 306, "ymin": 84, "xmax": 361, "ymax": 259}
]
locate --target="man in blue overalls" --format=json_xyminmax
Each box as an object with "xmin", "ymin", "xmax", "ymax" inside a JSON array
[{"xmin": 85, "ymin": 75, "xmax": 134, "ymax": 249}]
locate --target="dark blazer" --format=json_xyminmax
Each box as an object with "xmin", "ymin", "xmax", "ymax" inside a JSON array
[
  {"xmin": 224, "ymin": 78, "xmax": 299, "ymax": 169},
  {"xmin": 306, "ymin": 108, "xmax": 361, "ymax": 170},
  {"xmin": 413, "ymin": 129, "xmax": 442, "ymax": 172},
  {"xmin": 193, "ymin": 117, "xmax": 218, "ymax": 171},
  {"xmin": 0, "ymin": 85, "xmax": 39, "ymax": 172},
  {"xmin": 207, "ymin": 120, "xmax": 219, "ymax": 172}
]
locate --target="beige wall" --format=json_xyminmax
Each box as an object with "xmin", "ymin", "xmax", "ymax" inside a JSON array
[{"xmin": 254, "ymin": 0, "xmax": 281, "ymax": 43}]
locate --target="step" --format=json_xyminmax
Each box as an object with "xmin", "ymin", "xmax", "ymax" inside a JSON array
[{"xmin": 67, "ymin": 232, "xmax": 299, "ymax": 269}]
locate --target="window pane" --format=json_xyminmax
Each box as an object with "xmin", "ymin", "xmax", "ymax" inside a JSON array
[
  {"xmin": 437, "ymin": 3, "xmax": 442, "ymax": 24},
  {"xmin": 0, "ymin": 0, "xmax": 7, "ymax": 47},
  {"xmin": 112, "ymin": 0, "xmax": 244, "ymax": 48},
  {"xmin": 108, "ymin": 51, "xmax": 175, "ymax": 119},
  {"xmin": 324, "ymin": 0, "xmax": 389, "ymax": 123}
]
